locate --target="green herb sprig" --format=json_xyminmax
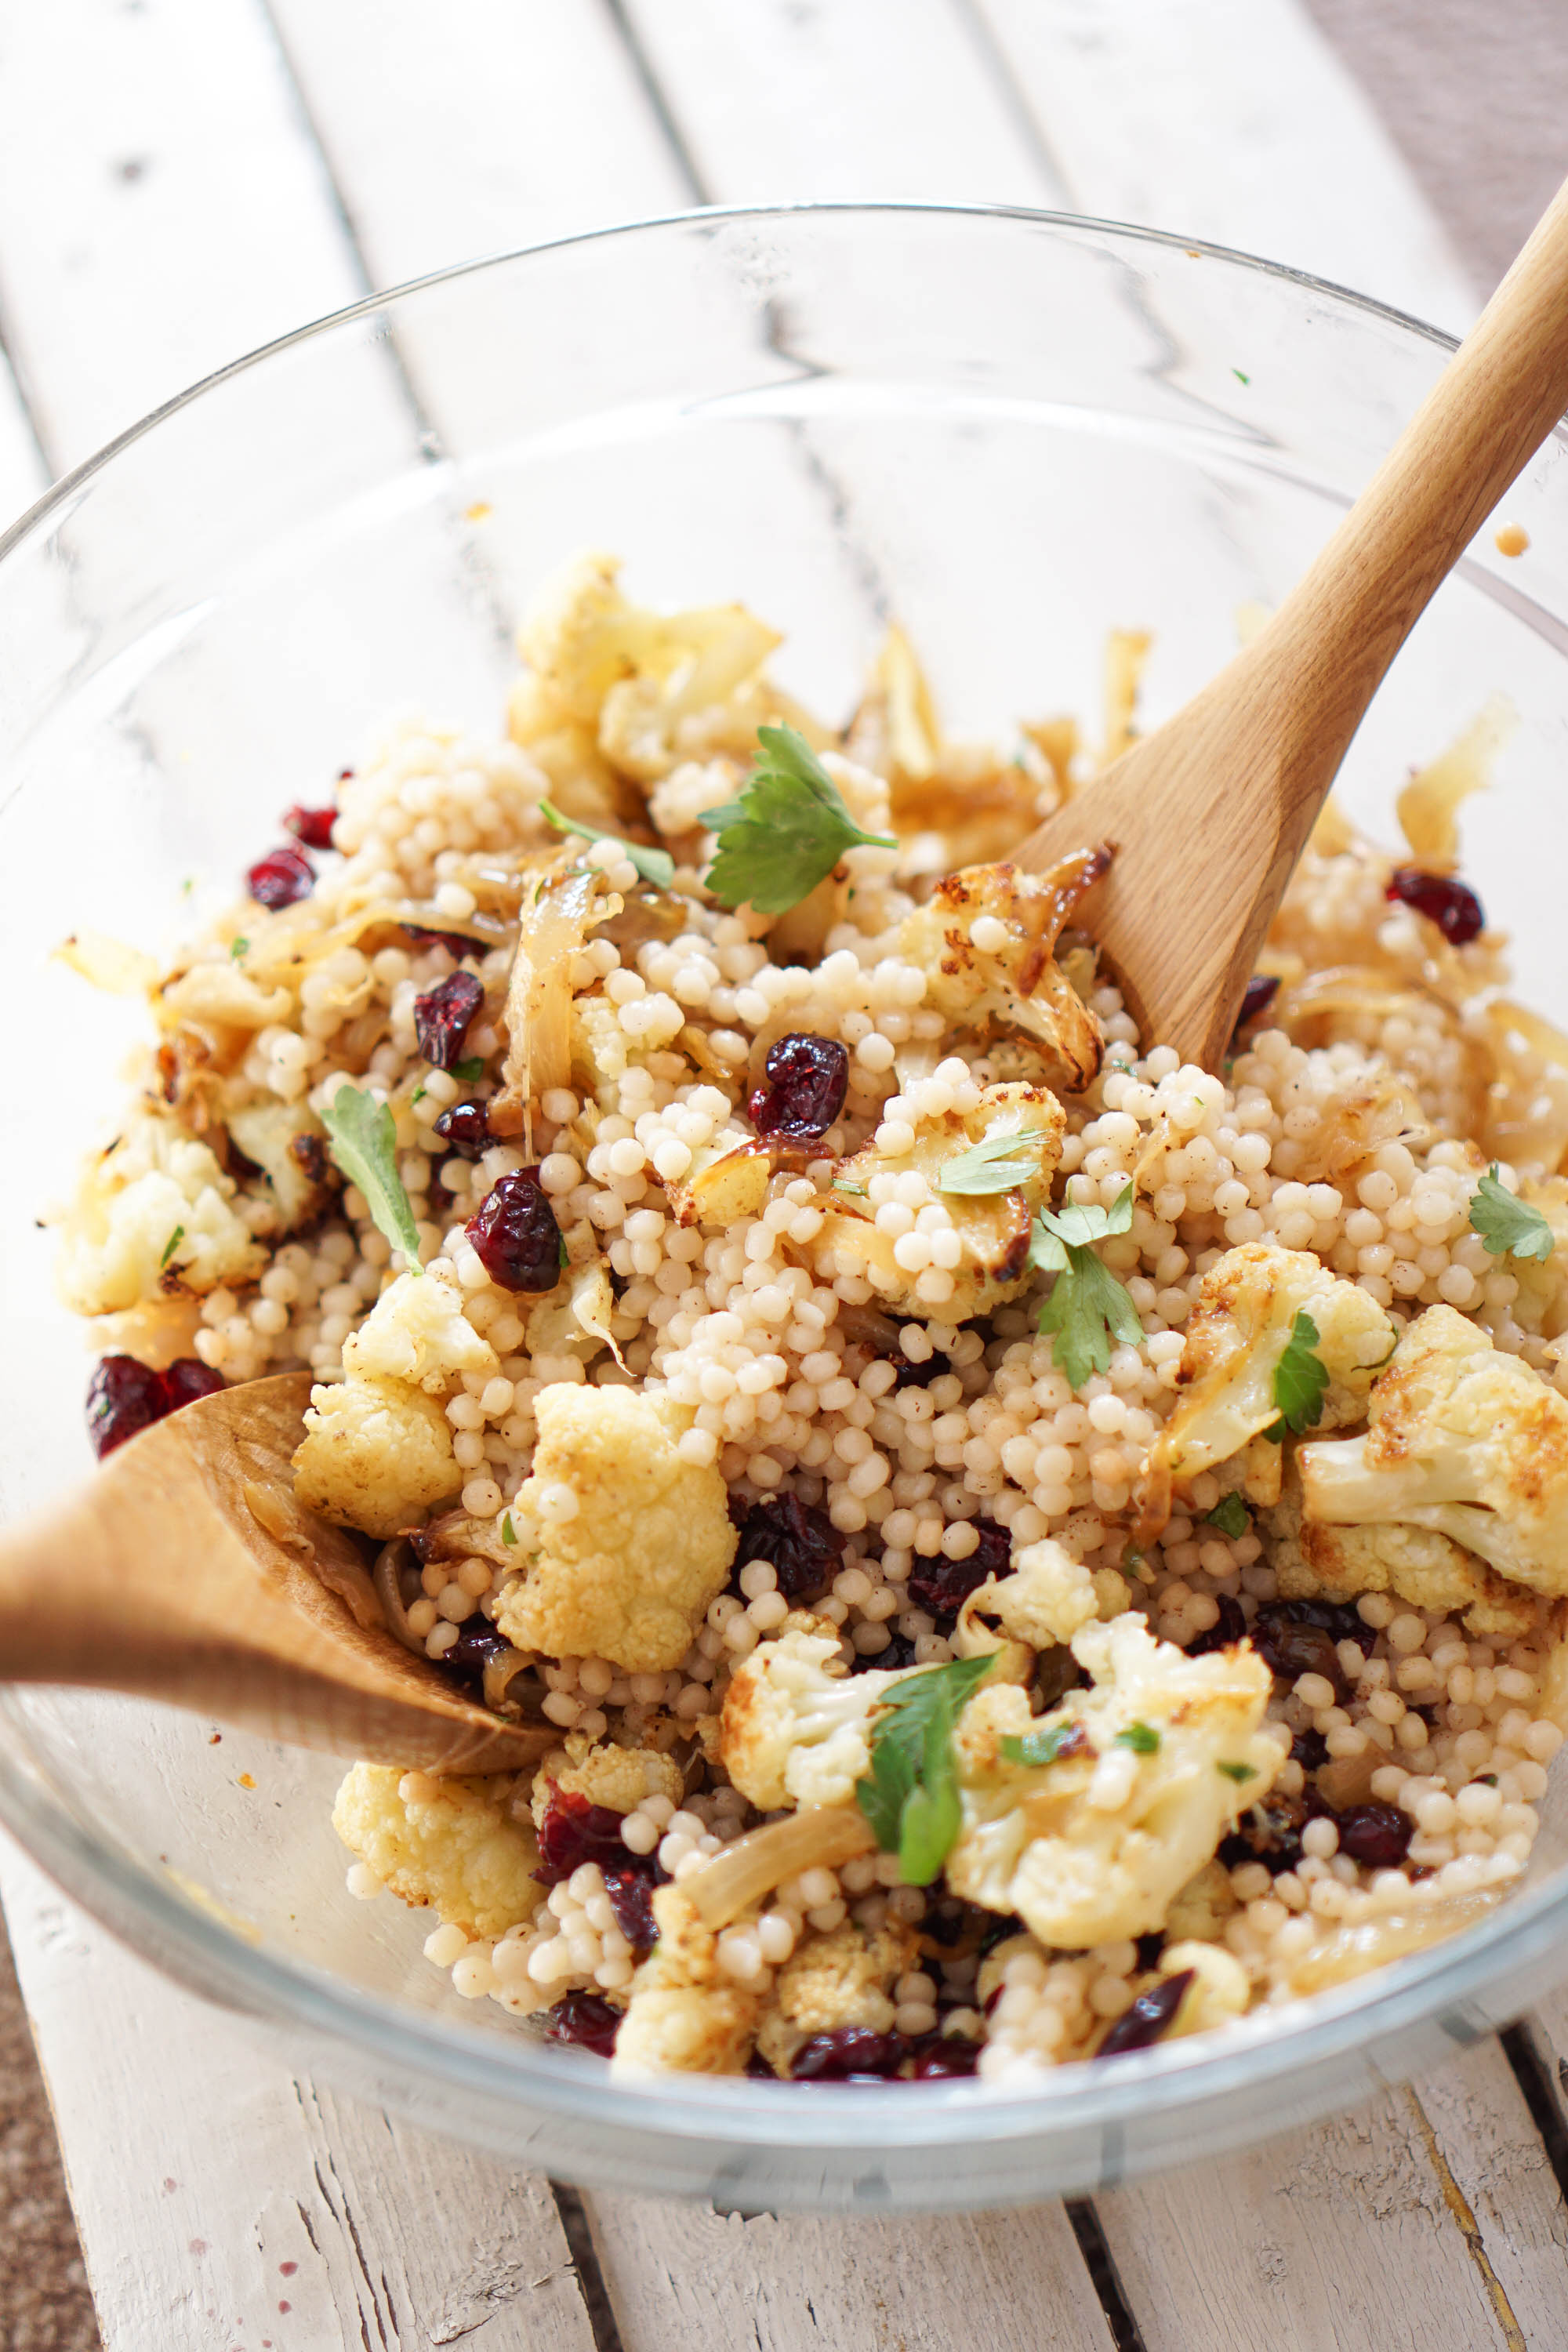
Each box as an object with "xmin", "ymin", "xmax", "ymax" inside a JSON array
[
  {"xmin": 1114, "ymin": 1722, "xmax": 1160, "ymax": 1755},
  {"xmin": 1218, "ymin": 1761, "xmax": 1258, "ymax": 1784},
  {"xmin": 1265, "ymin": 1309, "xmax": 1329, "ymax": 1440},
  {"xmin": 1030, "ymin": 1181, "xmax": 1142, "ymax": 1390},
  {"xmin": 1469, "ymin": 1164, "xmax": 1555, "ymax": 1263},
  {"xmin": 938, "ymin": 1128, "xmax": 1047, "ymax": 1196},
  {"xmin": 855, "ymin": 1654, "xmax": 993, "ymax": 1886},
  {"xmin": 701, "ymin": 725, "xmax": 895, "ymax": 913},
  {"xmin": 159, "ymin": 1225, "xmax": 185, "ymax": 1270},
  {"xmin": 1000, "ymin": 1721, "xmax": 1083, "ymax": 1769},
  {"xmin": 321, "ymin": 1083, "xmax": 424, "ymax": 1273},
  {"xmin": 1204, "ymin": 1492, "xmax": 1250, "ymax": 1540},
  {"xmin": 539, "ymin": 798, "xmax": 675, "ymax": 889}
]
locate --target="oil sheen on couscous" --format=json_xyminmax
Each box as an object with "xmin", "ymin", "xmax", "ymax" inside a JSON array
[{"xmin": 57, "ymin": 554, "xmax": 1568, "ymax": 2085}]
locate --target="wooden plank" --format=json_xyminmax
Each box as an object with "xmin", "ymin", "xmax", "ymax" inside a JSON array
[
  {"xmin": 621, "ymin": 0, "xmax": 1068, "ymax": 205},
  {"xmin": 971, "ymin": 0, "xmax": 1475, "ymax": 330},
  {"xmin": 1096, "ymin": 2041, "xmax": 1566, "ymax": 2352},
  {"xmin": 589, "ymin": 2193, "xmax": 1116, "ymax": 2352},
  {"xmin": 0, "ymin": 1840, "xmax": 599, "ymax": 2352}
]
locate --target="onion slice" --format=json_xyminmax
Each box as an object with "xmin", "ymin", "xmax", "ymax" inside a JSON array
[{"xmin": 682, "ymin": 1806, "xmax": 876, "ymax": 1929}]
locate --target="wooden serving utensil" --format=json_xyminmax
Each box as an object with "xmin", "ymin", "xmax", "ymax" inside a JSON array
[
  {"xmin": 1019, "ymin": 175, "xmax": 1568, "ymax": 1069},
  {"xmin": 0, "ymin": 1371, "xmax": 550, "ymax": 1773}
]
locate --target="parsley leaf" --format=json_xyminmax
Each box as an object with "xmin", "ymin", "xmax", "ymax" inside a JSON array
[
  {"xmin": 539, "ymin": 798, "xmax": 675, "ymax": 890},
  {"xmin": 501, "ymin": 1512, "xmax": 517, "ymax": 1548},
  {"xmin": 701, "ymin": 724, "xmax": 896, "ymax": 913},
  {"xmin": 1115, "ymin": 1721, "xmax": 1160, "ymax": 1755},
  {"xmin": 1469, "ymin": 1163, "xmax": 1555, "ymax": 1263},
  {"xmin": 230, "ymin": 936, "xmax": 249, "ymax": 961},
  {"xmin": 1269, "ymin": 1308, "xmax": 1329, "ymax": 1438},
  {"xmin": 1030, "ymin": 1181, "xmax": 1142, "ymax": 1389},
  {"xmin": 937, "ymin": 1128, "xmax": 1047, "ymax": 1196},
  {"xmin": 855, "ymin": 1653, "xmax": 993, "ymax": 1885},
  {"xmin": 1204, "ymin": 1491, "xmax": 1250, "ymax": 1540},
  {"xmin": 159, "ymin": 1225, "xmax": 185, "ymax": 1269},
  {"xmin": 321, "ymin": 1083, "xmax": 424, "ymax": 1273},
  {"xmin": 1000, "ymin": 1722, "xmax": 1083, "ymax": 1768},
  {"xmin": 451, "ymin": 1057, "xmax": 486, "ymax": 1083},
  {"xmin": 1217, "ymin": 1760, "xmax": 1257, "ymax": 1784}
]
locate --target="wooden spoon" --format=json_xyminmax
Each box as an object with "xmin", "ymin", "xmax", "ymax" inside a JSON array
[
  {"xmin": 0, "ymin": 1372, "xmax": 550, "ymax": 1773},
  {"xmin": 1019, "ymin": 176, "xmax": 1568, "ymax": 1069}
]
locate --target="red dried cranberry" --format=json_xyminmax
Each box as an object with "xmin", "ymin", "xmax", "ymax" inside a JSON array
[
  {"xmin": 978, "ymin": 1913, "xmax": 1026, "ymax": 1960},
  {"xmin": 245, "ymin": 844, "xmax": 315, "ymax": 909},
  {"xmin": 1231, "ymin": 973, "xmax": 1280, "ymax": 1045},
  {"xmin": 289, "ymin": 1131, "xmax": 330, "ymax": 1185},
  {"xmin": 1385, "ymin": 866, "xmax": 1485, "ymax": 946},
  {"xmin": 750, "ymin": 1033, "xmax": 849, "ymax": 1141},
  {"xmin": 1185, "ymin": 1593, "xmax": 1247, "ymax": 1657},
  {"xmin": 437, "ymin": 1622, "xmax": 511, "ymax": 1692},
  {"xmin": 891, "ymin": 1346, "xmax": 953, "ymax": 1390},
  {"xmin": 85, "ymin": 1356, "xmax": 170, "ymax": 1458},
  {"xmin": 540, "ymin": 1992, "xmax": 622, "ymax": 2056},
  {"xmin": 466, "ymin": 1170, "xmax": 563, "ymax": 1293},
  {"xmin": 401, "ymin": 923, "xmax": 482, "ymax": 961},
  {"xmin": 1219, "ymin": 1794, "xmax": 1313, "ymax": 1877},
  {"xmin": 1290, "ymin": 1726, "xmax": 1330, "ymax": 1773},
  {"xmin": 1134, "ymin": 1932, "xmax": 1166, "ymax": 1971},
  {"xmin": 731, "ymin": 1492, "xmax": 846, "ymax": 1602},
  {"xmin": 1247, "ymin": 1600, "xmax": 1358, "ymax": 1697},
  {"xmin": 909, "ymin": 2034, "xmax": 982, "ymax": 2080},
  {"xmin": 534, "ymin": 1785, "xmax": 631, "ymax": 1887},
  {"xmin": 413, "ymin": 971, "xmax": 485, "ymax": 1070},
  {"xmin": 160, "ymin": 1359, "xmax": 225, "ymax": 1412},
  {"xmin": 601, "ymin": 1863, "xmax": 659, "ymax": 1955},
  {"xmin": 433, "ymin": 1100, "xmax": 492, "ymax": 1160},
  {"xmin": 1096, "ymin": 1969, "xmax": 1193, "ymax": 2057},
  {"xmin": 855, "ymin": 1630, "xmax": 920, "ymax": 1673},
  {"xmin": 1335, "ymin": 1802, "xmax": 1415, "ymax": 1869},
  {"xmin": 282, "ymin": 804, "xmax": 338, "ymax": 850},
  {"xmin": 746, "ymin": 2053, "xmax": 779, "ymax": 2079},
  {"xmin": 906, "ymin": 1520, "xmax": 1011, "ymax": 1624},
  {"xmin": 790, "ymin": 2029, "xmax": 906, "ymax": 2081}
]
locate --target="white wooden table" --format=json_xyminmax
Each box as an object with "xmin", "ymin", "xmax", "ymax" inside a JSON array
[{"xmin": 5, "ymin": 5, "xmax": 1568, "ymax": 2344}]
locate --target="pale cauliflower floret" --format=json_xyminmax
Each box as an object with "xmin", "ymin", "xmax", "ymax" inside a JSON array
[
  {"xmin": 332, "ymin": 1763, "xmax": 541, "ymax": 1939},
  {"xmin": 1298, "ymin": 1303, "xmax": 1568, "ymax": 1597},
  {"xmin": 753, "ymin": 1917, "xmax": 920, "ymax": 2075},
  {"xmin": 1264, "ymin": 1476, "xmax": 1541, "ymax": 1639},
  {"xmin": 292, "ymin": 1374, "xmax": 460, "ymax": 1537},
  {"xmin": 1144, "ymin": 1243, "xmax": 1396, "ymax": 1507},
  {"xmin": 945, "ymin": 1616, "xmax": 1279, "ymax": 1948},
  {"xmin": 495, "ymin": 1385, "xmax": 736, "ymax": 1671},
  {"xmin": 56, "ymin": 1114, "xmax": 267, "ymax": 1314},
  {"xmin": 530, "ymin": 1734, "xmax": 684, "ymax": 1824},
  {"xmin": 895, "ymin": 850, "xmax": 1107, "ymax": 1089},
  {"xmin": 960, "ymin": 1536, "xmax": 1100, "ymax": 1652},
  {"xmin": 612, "ymin": 1884, "xmax": 762, "ymax": 2076},
  {"xmin": 1160, "ymin": 1942, "xmax": 1252, "ymax": 2039},
  {"xmin": 719, "ymin": 1627, "xmax": 924, "ymax": 1811},
  {"xmin": 343, "ymin": 1265, "xmax": 499, "ymax": 1395},
  {"xmin": 815, "ymin": 1082, "xmax": 1065, "ymax": 1323}
]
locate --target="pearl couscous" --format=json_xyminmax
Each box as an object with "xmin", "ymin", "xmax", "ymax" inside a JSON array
[{"xmin": 60, "ymin": 552, "xmax": 1568, "ymax": 2085}]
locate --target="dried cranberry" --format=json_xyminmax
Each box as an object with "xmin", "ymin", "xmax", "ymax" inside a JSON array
[
  {"xmin": 746, "ymin": 2053, "xmax": 779, "ymax": 2080},
  {"xmin": 790, "ymin": 2029, "xmax": 906, "ymax": 2081},
  {"xmin": 906, "ymin": 1520, "xmax": 1011, "ymax": 1624},
  {"xmin": 433, "ymin": 1101, "xmax": 492, "ymax": 1160},
  {"xmin": 1231, "ymin": 972, "xmax": 1281, "ymax": 1044},
  {"xmin": 160, "ymin": 1359, "xmax": 225, "ymax": 1412},
  {"xmin": 1336, "ymin": 1802, "xmax": 1415, "ymax": 1869},
  {"xmin": 1290, "ymin": 1727, "xmax": 1330, "ymax": 1773},
  {"xmin": 1385, "ymin": 866, "xmax": 1485, "ymax": 946},
  {"xmin": 1185, "ymin": 1593, "xmax": 1247, "ymax": 1657},
  {"xmin": 289, "ymin": 1131, "xmax": 329, "ymax": 1185},
  {"xmin": 466, "ymin": 1170, "xmax": 563, "ymax": 1293},
  {"xmin": 1096, "ymin": 1970, "xmax": 1193, "ymax": 2057},
  {"xmin": 1134, "ymin": 1932, "xmax": 1166, "ymax": 1971},
  {"xmin": 891, "ymin": 1347, "xmax": 953, "ymax": 1391},
  {"xmin": 245, "ymin": 844, "xmax": 315, "ymax": 909},
  {"xmin": 401, "ymin": 923, "xmax": 482, "ymax": 961},
  {"xmin": 85, "ymin": 1356, "xmax": 170, "ymax": 1459},
  {"xmin": 601, "ymin": 1863, "xmax": 660, "ymax": 1955},
  {"xmin": 282, "ymin": 804, "xmax": 338, "ymax": 851},
  {"xmin": 1220, "ymin": 1793, "xmax": 1315, "ymax": 1877},
  {"xmin": 1247, "ymin": 1600, "xmax": 1359, "ymax": 1697},
  {"xmin": 413, "ymin": 971, "xmax": 485, "ymax": 1070},
  {"xmin": 437, "ymin": 1622, "xmax": 511, "ymax": 1692},
  {"xmin": 540, "ymin": 1992, "xmax": 621, "ymax": 2056},
  {"xmin": 731, "ymin": 1492, "xmax": 846, "ymax": 1602},
  {"xmin": 750, "ymin": 1033, "xmax": 849, "ymax": 1141},
  {"xmin": 855, "ymin": 1631, "xmax": 920, "ymax": 1673},
  {"xmin": 909, "ymin": 2034, "xmax": 981, "ymax": 2079},
  {"xmin": 534, "ymin": 1786, "xmax": 632, "ymax": 1887},
  {"xmin": 977, "ymin": 1912, "xmax": 1026, "ymax": 1958}
]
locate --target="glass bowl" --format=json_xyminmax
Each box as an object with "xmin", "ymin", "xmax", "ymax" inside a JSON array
[{"xmin": 3, "ymin": 203, "xmax": 1567, "ymax": 2212}]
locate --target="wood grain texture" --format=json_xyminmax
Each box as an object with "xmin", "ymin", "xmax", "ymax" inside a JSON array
[{"xmin": 0, "ymin": 1840, "xmax": 597, "ymax": 2352}]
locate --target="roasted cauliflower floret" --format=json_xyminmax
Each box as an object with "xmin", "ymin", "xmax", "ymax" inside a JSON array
[
  {"xmin": 1156, "ymin": 1941, "xmax": 1252, "ymax": 2040},
  {"xmin": 612, "ymin": 1884, "xmax": 763, "ymax": 2076},
  {"xmin": 1263, "ymin": 1476, "xmax": 1541, "ymax": 1639},
  {"xmin": 332, "ymin": 1764, "xmax": 541, "ymax": 1939},
  {"xmin": 945, "ymin": 1616, "xmax": 1280, "ymax": 1948},
  {"xmin": 813, "ymin": 1082, "xmax": 1065, "ymax": 1322},
  {"xmin": 292, "ymin": 1373, "xmax": 460, "ymax": 1537},
  {"xmin": 1298, "ymin": 1303, "xmax": 1568, "ymax": 1597},
  {"xmin": 1143, "ymin": 1243, "xmax": 1396, "ymax": 1509},
  {"xmin": 895, "ymin": 849, "xmax": 1109, "ymax": 1089},
  {"xmin": 343, "ymin": 1265, "xmax": 498, "ymax": 1395},
  {"xmin": 719, "ymin": 1626, "xmax": 927, "ymax": 1811},
  {"xmin": 955, "ymin": 1535, "xmax": 1108, "ymax": 1655},
  {"xmin": 56, "ymin": 1113, "xmax": 267, "ymax": 1314},
  {"xmin": 523, "ymin": 1259, "xmax": 623, "ymax": 1375},
  {"xmin": 223, "ymin": 1099, "xmax": 332, "ymax": 1232},
  {"xmin": 495, "ymin": 1384, "xmax": 736, "ymax": 1670},
  {"xmin": 753, "ymin": 1917, "xmax": 920, "ymax": 2076},
  {"xmin": 530, "ymin": 1734, "xmax": 684, "ymax": 1824}
]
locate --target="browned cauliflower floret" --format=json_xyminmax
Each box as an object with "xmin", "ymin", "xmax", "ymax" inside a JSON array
[
  {"xmin": 1263, "ymin": 1477, "xmax": 1541, "ymax": 1639},
  {"xmin": 292, "ymin": 1374, "xmax": 460, "ymax": 1537},
  {"xmin": 753, "ymin": 1917, "xmax": 920, "ymax": 2075},
  {"xmin": 812, "ymin": 1082, "xmax": 1065, "ymax": 1322},
  {"xmin": 720, "ymin": 1625, "xmax": 930, "ymax": 1811},
  {"xmin": 343, "ymin": 1265, "xmax": 498, "ymax": 1394},
  {"xmin": 1298, "ymin": 1304, "xmax": 1568, "ymax": 1597},
  {"xmin": 332, "ymin": 1764, "xmax": 541, "ymax": 1938},
  {"xmin": 895, "ymin": 849, "xmax": 1109, "ymax": 1089},
  {"xmin": 495, "ymin": 1385, "xmax": 736, "ymax": 1669},
  {"xmin": 223, "ymin": 1098, "xmax": 332, "ymax": 1233},
  {"xmin": 611, "ymin": 1885, "xmax": 763, "ymax": 2075},
  {"xmin": 56, "ymin": 1112, "xmax": 267, "ymax": 1314},
  {"xmin": 530, "ymin": 1734, "xmax": 685, "ymax": 1824}
]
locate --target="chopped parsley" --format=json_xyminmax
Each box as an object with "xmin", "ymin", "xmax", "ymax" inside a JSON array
[
  {"xmin": 1265, "ymin": 1309, "xmax": 1330, "ymax": 1440},
  {"xmin": 937, "ymin": 1128, "xmax": 1045, "ymax": 1196},
  {"xmin": 1217, "ymin": 1761, "xmax": 1258, "ymax": 1784},
  {"xmin": 501, "ymin": 1512, "xmax": 518, "ymax": 1548},
  {"xmin": 1115, "ymin": 1721, "xmax": 1160, "ymax": 1755},
  {"xmin": 1469, "ymin": 1164, "xmax": 1555, "ymax": 1262},
  {"xmin": 1232, "ymin": 367, "xmax": 1250, "ymax": 386},
  {"xmin": 855, "ymin": 1653, "xmax": 994, "ymax": 1886},
  {"xmin": 701, "ymin": 724, "xmax": 895, "ymax": 914},
  {"xmin": 451, "ymin": 1057, "xmax": 486, "ymax": 1083},
  {"xmin": 1204, "ymin": 1491, "xmax": 1250, "ymax": 1540},
  {"xmin": 539, "ymin": 797, "xmax": 675, "ymax": 890},
  {"xmin": 1030, "ymin": 1181, "xmax": 1143, "ymax": 1390},
  {"xmin": 159, "ymin": 1225, "xmax": 185, "ymax": 1269},
  {"xmin": 230, "ymin": 936, "xmax": 249, "ymax": 961},
  {"xmin": 320, "ymin": 1083, "xmax": 423, "ymax": 1273},
  {"xmin": 1000, "ymin": 1721, "xmax": 1083, "ymax": 1768}
]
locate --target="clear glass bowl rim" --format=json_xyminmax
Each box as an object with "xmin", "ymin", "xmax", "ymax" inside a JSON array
[{"xmin": 5, "ymin": 195, "xmax": 1556, "ymax": 2158}]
